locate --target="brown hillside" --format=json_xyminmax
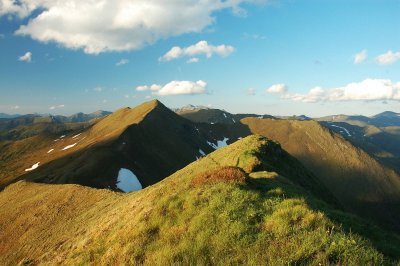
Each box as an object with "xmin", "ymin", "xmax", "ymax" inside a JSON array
[{"xmin": 241, "ymin": 117, "xmax": 400, "ymax": 231}]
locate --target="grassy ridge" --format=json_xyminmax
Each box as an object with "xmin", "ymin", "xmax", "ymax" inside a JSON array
[{"xmin": 0, "ymin": 135, "xmax": 398, "ymax": 265}]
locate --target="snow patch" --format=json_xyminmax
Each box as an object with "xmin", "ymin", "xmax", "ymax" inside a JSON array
[
  {"xmin": 62, "ymin": 143, "xmax": 77, "ymax": 150},
  {"xmin": 47, "ymin": 149, "xmax": 54, "ymax": 153},
  {"xmin": 223, "ymin": 113, "xmax": 227, "ymax": 118},
  {"xmin": 210, "ymin": 122, "xmax": 215, "ymax": 125},
  {"xmin": 258, "ymin": 116, "xmax": 263, "ymax": 119},
  {"xmin": 72, "ymin": 133, "xmax": 82, "ymax": 139},
  {"xmin": 330, "ymin": 124, "xmax": 352, "ymax": 137},
  {"xmin": 116, "ymin": 168, "xmax": 142, "ymax": 192},
  {"xmin": 25, "ymin": 162, "xmax": 40, "ymax": 172},
  {"xmin": 232, "ymin": 118, "xmax": 236, "ymax": 123},
  {"xmin": 238, "ymin": 137, "xmax": 242, "ymax": 140},
  {"xmin": 207, "ymin": 137, "xmax": 229, "ymax": 150},
  {"xmin": 60, "ymin": 135, "xmax": 66, "ymax": 138},
  {"xmin": 199, "ymin": 149, "xmax": 206, "ymax": 156}
]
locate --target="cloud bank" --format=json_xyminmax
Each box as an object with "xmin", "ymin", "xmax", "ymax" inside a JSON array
[
  {"xmin": 1, "ymin": 0, "xmax": 262, "ymax": 54},
  {"xmin": 283, "ymin": 79, "xmax": 400, "ymax": 102},
  {"xmin": 136, "ymin": 80, "xmax": 207, "ymax": 96}
]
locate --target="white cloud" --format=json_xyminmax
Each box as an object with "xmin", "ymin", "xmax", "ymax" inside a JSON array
[
  {"xmin": 18, "ymin": 51, "xmax": 32, "ymax": 62},
  {"xmin": 2, "ymin": 0, "xmax": 263, "ymax": 54},
  {"xmin": 376, "ymin": 50, "xmax": 400, "ymax": 65},
  {"xmin": 12, "ymin": 105, "xmax": 20, "ymax": 109},
  {"xmin": 93, "ymin": 87, "xmax": 103, "ymax": 92},
  {"xmin": 49, "ymin": 104, "xmax": 65, "ymax": 110},
  {"xmin": 137, "ymin": 80, "xmax": 207, "ymax": 96},
  {"xmin": 266, "ymin": 84, "xmax": 288, "ymax": 94},
  {"xmin": 283, "ymin": 79, "xmax": 400, "ymax": 102},
  {"xmin": 354, "ymin": 49, "xmax": 367, "ymax": 64},
  {"xmin": 136, "ymin": 84, "xmax": 162, "ymax": 92},
  {"xmin": 246, "ymin": 88, "xmax": 256, "ymax": 96},
  {"xmin": 187, "ymin": 57, "xmax": 200, "ymax": 64},
  {"xmin": 159, "ymin": 40, "xmax": 235, "ymax": 62},
  {"xmin": 116, "ymin": 58, "xmax": 129, "ymax": 66},
  {"xmin": 0, "ymin": 33, "xmax": 4, "ymax": 39}
]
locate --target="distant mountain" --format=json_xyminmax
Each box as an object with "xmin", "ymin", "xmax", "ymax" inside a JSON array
[
  {"xmin": 176, "ymin": 107, "xmax": 276, "ymax": 125},
  {"xmin": 56, "ymin": 110, "xmax": 111, "ymax": 123},
  {"xmin": 0, "ymin": 113, "xmax": 20, "ymax": 119},
  {"xmin": 0, "ymin": 111, "xmax": 111, "ymax": 141},
  {"xmin": 1, "ymin": 135, "xmax": 398, "ymax": 265},
  {"xmin": 372, "ymin": 111, "xmax": 400, "ymax": 127},
  {"xmin": 317, "ymin": 111, "xmax": 400, "ymax": 127}
]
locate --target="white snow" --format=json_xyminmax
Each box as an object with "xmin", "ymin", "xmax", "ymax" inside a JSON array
[
  {"xmin": 72, "ymin": 133, "xmax": 82, "ymax": 139},
  {"xmin": 62, "ymin": 143, "xmax": 77, "ymax": 150},
  {"xmin": 238, "ymin": 137, "xmax": 243, "ymax": 140},
  {"xmin": 207, "ymin": 137, "xmax": 229, "ymax": 150},
  {"xmin": 223, "ymin": 113, "xmax": 227, "ymax": 118},
  {"xmin": 199, "ymin": 149, "xmax": 206, "ymax": 156},
  {"xmin": 116, "ymin": 168, "xmax": 142, "ymax": 192},
  {"xmin": 258, "ymin": 116, "xmax": 263, "ymax": 119},
  {"xmin": 60, "ymin": 135, "xmax": 66, "ymax": 138},
  {"xmin": 47, "ymin": 149, "xmax": 54, "ymax": 153},
  {"xmin": 232, "ymin": 118, "xmax": 236, "ymax": 123},
  {"xmin": 210, "ymin": 122, "xmax": 215, "ymax": 125},
  {"xmin": 25, "ymin": 162, "xmax": 40, "ymax": 172},
  {"xmin": 330, "ymin": 124, "xmax": 352, "ymax": 137}
]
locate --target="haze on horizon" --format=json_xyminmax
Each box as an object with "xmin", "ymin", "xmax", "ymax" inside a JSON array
[{"xmin": 0, "ymin": 0, "xmax": 399, "ymax": 117}]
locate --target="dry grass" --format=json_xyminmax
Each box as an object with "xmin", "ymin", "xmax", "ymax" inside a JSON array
[{"xmin": 191, "ymin": 166, "xmax": 246, "ymax": 186}]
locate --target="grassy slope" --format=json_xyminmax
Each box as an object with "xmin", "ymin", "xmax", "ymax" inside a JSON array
[
  {"xmin": 0, "ymin": 135, "xmax": 399, "ymax": 265},
  {"xmin": 0, "ymin": 100, "xmax": 229, "ymax": 189},
  {"xmin": 0, "ymin": 101, "xmax": 156, "ymax": 188},
  {"xmin": 241, "ymin": 118, "xmax": 400, "ymax": 232}
]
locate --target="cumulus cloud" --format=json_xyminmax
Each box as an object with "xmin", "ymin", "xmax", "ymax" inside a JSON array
[
  {"xmin": 376, "ymin": 50, "xmax": 400, "ymax": 65},
  {"xmin": 49, "ymin": 104, "xmax": 65, "ymax": 110},
  {"xmin": 18, "ymin": 51, "xmax": 32, "ymax": 62},
  {"xmin": 283, "ymin": 79, "xmax": 400, "ymax": 102},
  {"xmin": 136, "ymin": 80, "xmax": 207, "ymax": 96},
  {"xmin": 266, "ymin": 84, "xmax": 288, "ymax": 94},
  {"xmin": 116, "ymin": 58, "xmax": 129, "ymax": 66},
  {"xmin": 2, "ymin": 0, "xmax": 263, "ymax": 54},
  {"xmin": 159, "ymin": 40, "xmax": 235, "ymax": 62},
  {"xmin": 354, "ymin": 49, "xmax": 367, "ymax": 64}
]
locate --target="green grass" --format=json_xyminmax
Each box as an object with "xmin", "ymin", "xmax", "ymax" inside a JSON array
[{"xmin": 0, "ymin": 135, "xmax": 399, "ymax": 265}]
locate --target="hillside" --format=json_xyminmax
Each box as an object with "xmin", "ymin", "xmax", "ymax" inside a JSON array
[
  {"xmin": 176, "ymin": 107, "xmax": 276, "ymax": 125},
  {"xmin": 241, "ymin": 118, "xmax": 400, "ymax": 232},
  {"xmin": 0, "ymin": 100, "xmax": 245, "ymax": 191},
  {"xmin": 0, "ymin": 135, "xmax": 399, "ymax": 265}
]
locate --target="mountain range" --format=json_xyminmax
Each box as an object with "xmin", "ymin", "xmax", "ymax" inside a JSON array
[{"xmin": 0, "ymin": 100, "xmax": 399, "ymax": 264}]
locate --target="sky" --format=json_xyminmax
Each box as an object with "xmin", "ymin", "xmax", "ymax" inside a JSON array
[{"xmin": 0, "ymin": 0, "xmax": 399, "ymax": 117}]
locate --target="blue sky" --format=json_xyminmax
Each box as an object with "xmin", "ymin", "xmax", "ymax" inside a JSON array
[{"xmin": 0, "ymin": 0, "xmax": 399, "ymax": 116}]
